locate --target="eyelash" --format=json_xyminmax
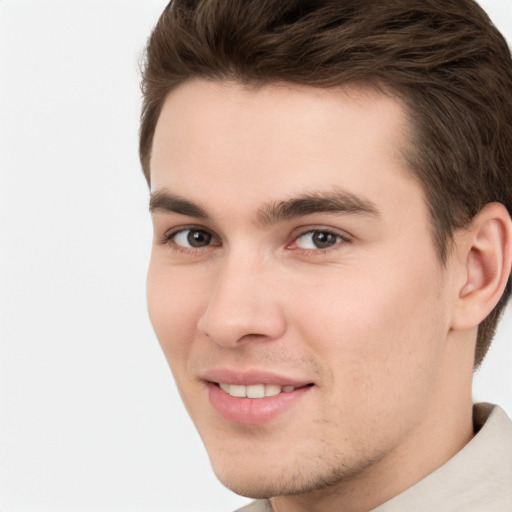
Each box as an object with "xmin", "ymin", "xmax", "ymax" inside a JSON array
[
  {"xmin": 161, "ymin": 225, "xmax": 220, "ymax": 254},
  {"xmin": 161, "ymin": 226, "xmax": 351, "ymax": 254},
  {"xmin": 291, "ymin": 229, "xmax": 351, "ymax": 252}
]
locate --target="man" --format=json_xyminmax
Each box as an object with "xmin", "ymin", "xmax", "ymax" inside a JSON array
[{"xmin": 140, "ymin": 1, "xmax": 512, "ymax": 510}]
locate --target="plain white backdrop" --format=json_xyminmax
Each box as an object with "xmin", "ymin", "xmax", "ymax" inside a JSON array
[{"xmin": 0, "ymin": 1, "xmax": 511, "ymax": 511}]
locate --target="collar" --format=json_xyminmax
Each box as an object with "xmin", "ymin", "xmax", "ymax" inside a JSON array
[
  {"xmin": 237, "ymin": 404, "xmax": 512, "ymax": 512},
  {"xmin": 372, "ymin": 403, "xmax": 512, "ymax": 511}
]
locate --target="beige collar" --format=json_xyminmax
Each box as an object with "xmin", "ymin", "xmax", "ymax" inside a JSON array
[
  {"xmin": 237, "ymin": 404, "xmax": 512, "ymax": 512},
  {"xmin": 372, "ymin": 403, "xmax": 512, "ymax": 512}
]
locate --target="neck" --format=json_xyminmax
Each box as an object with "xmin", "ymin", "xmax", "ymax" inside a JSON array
[{"xmin": 271, "ymin": 335, "xmax": 476, "ymax": 512}]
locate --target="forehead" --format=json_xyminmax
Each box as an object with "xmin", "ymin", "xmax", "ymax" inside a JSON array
[{"xmin": 150, "ymin": 79, "xmax": 417, "ymax": 213}]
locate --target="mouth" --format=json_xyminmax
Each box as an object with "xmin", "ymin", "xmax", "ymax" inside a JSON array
[
  {"xmin": 202, "ymin": 371, "xmax": 315, "ymax": 425},
  {"xmin": 216, "ymin": 382, "xmax": 311, "ymax": 398}
]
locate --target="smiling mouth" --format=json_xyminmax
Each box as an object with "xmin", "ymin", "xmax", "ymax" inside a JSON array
[
  {"xmin": 207, "ymin": 379, "xmax": 314, "ymax": 424},
  {"xmin": 216, "ymin": 382, "xmax": 313, "ymax": 398}
]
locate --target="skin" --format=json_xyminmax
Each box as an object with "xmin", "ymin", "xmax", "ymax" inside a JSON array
[{"xmin": 147, "ymin": 79, "xmax": 484, "ymax": 512}]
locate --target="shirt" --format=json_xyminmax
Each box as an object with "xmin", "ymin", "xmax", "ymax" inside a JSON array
[{"xmin": 235, "ymin": 403, "xmax": 512, "ymax": 512}]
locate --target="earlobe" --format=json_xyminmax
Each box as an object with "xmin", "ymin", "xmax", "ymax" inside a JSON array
[{"xmin": 452, "ymin": 203, "xmax": 512, "ymax": 330}]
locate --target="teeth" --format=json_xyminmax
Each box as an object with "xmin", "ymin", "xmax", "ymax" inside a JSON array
[
  {"xmin": 247, "ymin": 384, "xmax": 265, "ymax": 398},
  {"xmin": 265, "ymin": 384, "xmax": 282, "ymax": 397},
  {"xmin": 229, "ymin": 385, "xmax": 247, "ymax": 398},
  {"xmin": 218, "ymin": 383, "xmax": 297, "ymax": 398},
  {"xmin": 219, "ymin": 382, "xmax": 230, "ymax": 393}
]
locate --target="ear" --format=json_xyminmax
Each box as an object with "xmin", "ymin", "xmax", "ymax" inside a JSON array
[{"xmin": 451, "ymin": 203, "xmax": 512, "ymax": 331}]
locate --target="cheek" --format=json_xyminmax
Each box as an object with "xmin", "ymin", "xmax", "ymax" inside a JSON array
[
  {"xmin": 146, "ymin": 259, "xmax": 206, "ymax": 369},
  {"xmin": 290, "ymin": 256, "xmax": 449, "ymax": 405}
]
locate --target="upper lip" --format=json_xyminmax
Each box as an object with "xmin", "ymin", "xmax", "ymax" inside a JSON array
[{"xmin": 200, "ymin": 368, "xmax": 314, "ymax": 387}]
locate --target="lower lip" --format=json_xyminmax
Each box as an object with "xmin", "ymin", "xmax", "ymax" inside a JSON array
[{"xmin": 207, "ymin": 382, "xmax": 312, "ymax": 425}]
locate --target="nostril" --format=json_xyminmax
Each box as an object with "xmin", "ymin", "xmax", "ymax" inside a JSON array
[{"xmin": 197, "ymin": 290, "xmax": 287, "ymax": 347}]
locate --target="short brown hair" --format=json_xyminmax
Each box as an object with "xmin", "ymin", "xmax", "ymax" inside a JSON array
[{"xmin": 139, "ymin": 0, "xmax": 512, "ymax": 367}]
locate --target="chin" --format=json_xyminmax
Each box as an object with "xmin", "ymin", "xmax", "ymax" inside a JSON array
[
  {"xmin": 209, "ymin": 450, "xmax": 358, "ymax": 499},
  {"xmin": 216, "ymin": 475, "xmax": 277, "ymax": 500},
  {"xmin": 208, "ymin": 452, "xmax": 282, "ymax": 498},
  {"xmin": 213, "ymin": 466, "xmax": 298, "ymax": 499}
]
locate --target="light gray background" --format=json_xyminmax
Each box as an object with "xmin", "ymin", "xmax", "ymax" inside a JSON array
[{"xmin": 0, "ymin": 1, "xmax": 511, "ymax": 511}]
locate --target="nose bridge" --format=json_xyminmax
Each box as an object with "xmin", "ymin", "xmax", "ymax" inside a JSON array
[{"xmin": 197, "ymin": 249, "xmax": 286, "ymax": 346}]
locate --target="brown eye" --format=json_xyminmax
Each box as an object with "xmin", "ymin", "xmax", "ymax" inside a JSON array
[
  {"xmin": 173, "ymin": 229, "xmax": 214, "ymax": 248},
  {"xmin": 312, "ymin": 231, "xmax": 338, "ymax": 248},
  {"xmin": 187, "ymin": 229, "xmax": 212, "ymax": 247},
  {"xmin": 295, "ymin": 230, "xmax": 343, "ymax": 249}
]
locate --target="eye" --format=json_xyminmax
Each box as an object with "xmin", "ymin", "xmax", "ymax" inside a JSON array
[
  {"xmin": 170, "ymin": 228, "xmax": 218, "ymax": 249},
  {"xmin": 293, "ymin": 230, "xmax": 346, "ymax": 250}
]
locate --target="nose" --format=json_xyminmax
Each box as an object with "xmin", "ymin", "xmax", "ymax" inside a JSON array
[{"xmin": 197, "ymin": 255, "xmax": 287, "ymax": 348}]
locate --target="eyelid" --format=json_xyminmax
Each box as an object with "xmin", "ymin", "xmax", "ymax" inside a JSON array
[
  {"xmin": 161, "ymin": 225, "xmax": 220, "ymax": 249},
  {"xmin": 288, "ymin": 226, "xmax": 352, "ymax": 250},
  {"xmin": 159, "ymin": 224, "xmax": 351, "ymax": 252}
]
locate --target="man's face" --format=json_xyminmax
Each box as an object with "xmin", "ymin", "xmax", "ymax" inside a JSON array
[{"xmin": 147, "ymin": 80, "xmax": 457, "ymax": 498}]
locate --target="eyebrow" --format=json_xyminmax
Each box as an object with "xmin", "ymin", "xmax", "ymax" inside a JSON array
[
  {"xmin": 149, "ymin": 190, "xmax": 209, "ymax": 218},
  {"xmin": 149, "ymin": 188, "xmax": 380, "ymax": 224},
  {"xmin": 258, "ymin": 189, "xmax": 380, "ymax": 225}
]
